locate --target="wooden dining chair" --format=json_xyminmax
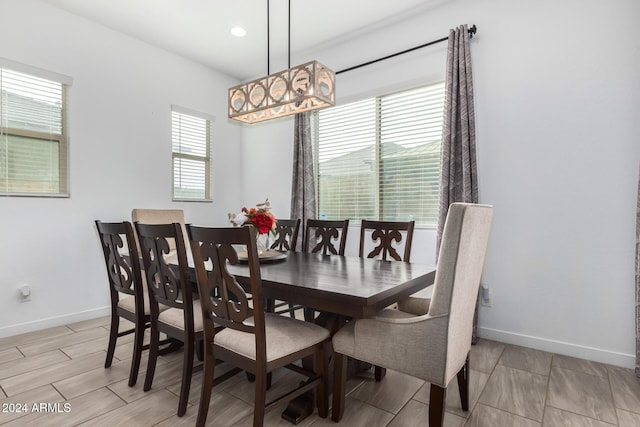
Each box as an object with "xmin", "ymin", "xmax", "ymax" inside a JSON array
[
  {"xmin": 135, "ymin": 222, "xmax": 203, "ymax": 417},
  {"xmin": 95, "ymin": 220, "xmax": 149, "ymax": 387},
  {"xmin": 359, "ymin": 219, "xmax": 415, "ymax": 262},
  {"xmin": 270, "ymin": 218, "xmax": 300, "ymax": 252},
  {"xmin": 302, "ymin": 219, "xmax": 349, "ymax": 320},
  {"xmin": 268, "ymin": 219, "xmax": 302, "ymax": 317},
  {"xmin": 303, "ymin": 219, "xmax": 348, "ymax": 256},
  {"xmin": 358, "ymin": 219, "xmax": 415, "ymax": 380},
  {"xmin": 332, "ymin": 203, "xmax": 493, "ymax": 426},
  {"xmin": 188, "ymin": 225, "xmax": 331, "ymax": 427}
]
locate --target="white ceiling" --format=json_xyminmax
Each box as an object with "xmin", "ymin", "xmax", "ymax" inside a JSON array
[{"xmin": 43, "ymin": 0, "xmax": 442, "ymax": 81}]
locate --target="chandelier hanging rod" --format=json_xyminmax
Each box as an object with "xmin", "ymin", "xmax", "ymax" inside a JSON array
[
  {"xmin": 266, "ymin": 0, "xmax": 292, "ymax": 73},
  {"xmin": 336, "ymin": 24, "xmax": 477, "ymax": 75}
]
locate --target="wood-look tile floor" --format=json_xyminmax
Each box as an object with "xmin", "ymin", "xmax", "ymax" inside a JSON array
[{"xmin": 0, "ymin": 317, "xmax": 639, "ymax": 426}]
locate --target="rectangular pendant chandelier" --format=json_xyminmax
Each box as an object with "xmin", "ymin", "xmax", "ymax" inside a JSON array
[{"xmin": 228, "ymin": 60, "xmax": 335, "ymax": 124}]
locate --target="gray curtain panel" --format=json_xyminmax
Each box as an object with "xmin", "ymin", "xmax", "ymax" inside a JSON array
[
  {"xmin": 636, "ymin": 166, "xmax": 640, "ymax": 377},
  {"xmin": 437, "ymin": 24, "xmax": 478, "ymax": 254},
  {"xmin": 290, "ymin": 112, "xmax": 317, "ymax": 251},
  {"xmin": 437, "ymin": 24, "xmax": 479, "ymax": 342}
]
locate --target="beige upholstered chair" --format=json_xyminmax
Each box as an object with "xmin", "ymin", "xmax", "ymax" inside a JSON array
[
  {"xmin": 131, "ymin": 208, "xmax": 190, "ymax": 255},
  {"xmin": 332, "ymin": 203, "xmax": 493, "ymax": 426},
  {"xmin": 358, "ymin": 219, "xmax": 416, "ymax": 381},
  {"xmin": 188, "ymin": 225, "xmax": 331, "ymax": 427}
]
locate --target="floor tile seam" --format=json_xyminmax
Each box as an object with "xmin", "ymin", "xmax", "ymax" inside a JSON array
[
  {"xmin": 19, "ymin": 339, "xmax": 110, "ymax": 358},
  {"xmin": 464, "ymin": 345, "xmax": 505, "ymax": 423},
  {"xmin": 388, "ymin": 392, "xmax": 418, "ymax": 420},
  {"xmin": 497, "ymin": 362, "xmax": 550, "ymax": 379},
  {"xmin": 106, "ymin": 381, "xmax": 168, "ymax": 405},
  {"xmin": 606, "ymin": 367, "xmax": 621, "ymax": 426},
  {"xmin": 52, "ymin": 364, "xmax": 133, "ymax": 401},
  {"xmin": 0, "ymin": 350, "xmax": 73, "ymax": 384},
  {"xmin": 66, "ymin": 387, "xmax": 129, "ymax": 427},
  {"xmin": 59, "ymin": 347, "xmax": 106, "ymax": 361},
  {"xmin": 545, "ymin": 402, "xmax": 618, "ymax": 426},
  {"xmin": 473, "ymin": 401, "xmax": 544, "ymax": 424},
  {"xmin": 549, "ymin": 364, "xmax": 609, "ymax": 379},
  {"xmin": 542, "ymin": 354, "xmax": 553, "ymax": 425},
  {"xmin": 0, "ymin": 329, "xmax": 76, "ymax": 353},
  {"xmin": 606, "ymin": 369, "xmax": 640, "ymax": 415}
]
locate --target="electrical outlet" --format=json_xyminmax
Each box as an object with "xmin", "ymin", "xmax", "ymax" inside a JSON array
[
  {"xmin": 480, "ymin": 284, "xmax": 491, "ymax": 307},
  {"xmin": 19, "ymin": 285, "xmax": 31, "ymax": 302}
]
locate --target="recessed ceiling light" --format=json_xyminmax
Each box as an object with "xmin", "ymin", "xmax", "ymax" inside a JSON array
[{"xmin": 230, "ymin": 26, "xmax": 246, "ymax": 37}]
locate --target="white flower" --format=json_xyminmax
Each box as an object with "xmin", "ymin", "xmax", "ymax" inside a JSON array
[{"xmin": 232, "ymin": 212, "xmax": 248, "ymax": 226}]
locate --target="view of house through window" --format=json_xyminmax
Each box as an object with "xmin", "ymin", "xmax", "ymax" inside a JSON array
[
  {"xmin": 314, "ymin": 82, "xmax": 446, "ymax": 226},
  {"xmin": 0, "ymin": 67, "xmax": 68, "ymax": 196},
  {"xmin": 171, "ymin": 106, "xmax": 213, "ymax": 201}
]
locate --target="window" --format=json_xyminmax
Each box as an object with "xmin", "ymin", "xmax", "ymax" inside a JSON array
[
  {"xmin": 171, "ymin": 106, "xmax": 213, "ymax": 201},
  {"xmin": 314, "ymin": 82, "xmax": 445, "ymax": 226},
  {"xmin": 0, "ymin": 63, "xmax": 70, "ymax": 196}
]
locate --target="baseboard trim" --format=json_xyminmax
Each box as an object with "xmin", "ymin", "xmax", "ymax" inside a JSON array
[
  {"xmin": 477, "ymin": 326, "xmax": 635, "ymax": 369},
  {"xmin": 0, "ymin": 306, "xmax": 111, "ymax": 339}
]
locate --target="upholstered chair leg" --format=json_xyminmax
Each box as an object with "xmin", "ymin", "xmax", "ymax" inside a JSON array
[
  {"xmin": 128, "ymin": 322, "xmax": 145, "ymax": 387},
  {"xmin": 177, "ymin": 338, "xmax": 194, "ymax": 416},
  {"xmin": 253, "ymin": 370, "xmax": 267, "ymax": 427},
  {"xmin": 105, "ymin": 311, "xmax": 119, "ymax": 368},
  {"xmin": 429, "ymin": 384, "xmax": 446, "ymax": 427},
  {"xmin": 331, "ymin": 352, "xmax": 347, "ymax": 422},
  {"xmin": 457, "ymin": 354, "xmax": 470, "ymax": 411},
  {"xmin": 143, "ymin": 323, "xmax": 160, "ymax": 391},
  {"xmin": 315, "ymin": 342, "xmax": 330, "ymax": 418},
  {"xmin": 195, "ymin": 344, "xmax": 215, "ymax": 427},
  {"xmin": 374, "ymin": 366, "xmax": 387, "ymax": 381}
]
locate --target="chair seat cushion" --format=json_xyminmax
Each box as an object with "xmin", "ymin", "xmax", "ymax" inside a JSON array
[
  {"xmin": 333, "ymin": 308, "xmax": 415, "ymax": 358},
  {"xmin": 214, "ymin": 313, "xmax": 329, "ymax": 362},
  {"xmin": 117, "ymin": 293, "xmax": 170, "ymax": 316},
  {"xmin": 157, "ymin": 300, "xmax": 204, "ymax": 332}
]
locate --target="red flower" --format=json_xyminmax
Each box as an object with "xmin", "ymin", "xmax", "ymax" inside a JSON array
[{"xmin": 251, "ymin": 212, "xmax": 274, "ymax": 234}]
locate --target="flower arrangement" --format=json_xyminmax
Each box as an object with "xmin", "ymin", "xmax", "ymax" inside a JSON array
[{"xmin": 228, "ymin": 198, "xmax": 277, "ymax": 235}]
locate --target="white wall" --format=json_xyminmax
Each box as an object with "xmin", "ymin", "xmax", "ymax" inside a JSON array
[
  {"xmin": 0, "ymin": 0, "xmax": 243, "ymax": 336},
  {"xmin": 240, "ymin": 0, "xmax": 640, "ymax": 367}
]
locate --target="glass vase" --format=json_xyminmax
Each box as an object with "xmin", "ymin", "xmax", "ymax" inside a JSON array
[{"xmin": 256, "ymin": 232, "xmax": 270, "ymax": 255}]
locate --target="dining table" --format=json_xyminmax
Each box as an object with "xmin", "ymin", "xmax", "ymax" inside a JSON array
[{"xmin": 225, "ymin": 250, "xmax": 437, "ymax": 423}]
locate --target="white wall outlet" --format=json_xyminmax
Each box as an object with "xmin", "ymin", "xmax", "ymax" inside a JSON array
[
  {"xmin": 480, "ymin": 284, "xmax": 492, "ymax": 307},
  {"xmin": 19, "ymin": 285, "xmax": 31, "ymax": 302}
]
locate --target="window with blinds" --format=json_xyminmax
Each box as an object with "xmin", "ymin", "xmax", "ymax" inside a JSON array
[
  {"xmin": 171, "ymin": 106, "xmax": 213, "ymax": 201},
  {"xmin": 0, "ymin": 67, "xmax": 68, "ymax": 196},
  {"xmin": 315, "ymin": 82, "xmax": 445, "ymax": 226}
]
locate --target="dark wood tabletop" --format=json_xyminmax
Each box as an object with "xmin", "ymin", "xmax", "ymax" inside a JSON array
[{"xmin": 227, "ymin": 251, "xmax": 436, "ymax": 319}]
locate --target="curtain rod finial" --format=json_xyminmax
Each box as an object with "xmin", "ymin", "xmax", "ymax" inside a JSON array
[{"xmin": 468, "ymin": 24, "xmax": 477, "ymax": 38}]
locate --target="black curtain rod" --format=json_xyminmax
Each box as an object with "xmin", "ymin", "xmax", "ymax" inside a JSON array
[{"xmin": 336, "ymin": 24, "xmax": 477, "ymax": 75}]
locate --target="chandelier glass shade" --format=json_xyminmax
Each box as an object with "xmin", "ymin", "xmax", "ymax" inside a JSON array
[{"xmin": 228, "ymin": 60, "xmax": 335, "ymax": 124}]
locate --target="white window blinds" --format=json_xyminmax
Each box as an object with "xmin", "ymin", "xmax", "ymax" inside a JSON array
[
  {"xmin": 0, "ymin": 67, "xmax": 68, "ymax": 196},
  {"xmin": 171, "ymin": 106, "xmax": 213, "ymax": 201},
  {"xmin": 316, "ymin": 82, "xmax": 445, "ymax": 226}
]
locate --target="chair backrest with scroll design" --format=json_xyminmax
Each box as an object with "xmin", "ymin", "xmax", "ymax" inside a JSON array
[
  {"xmin": 134, "ymin": 222, "xmax": 195, "ymax": 321},
  {"xmin": 270, "ymin": 218, "xmax": 301, "ymax": 252},
  {"xmin": 189, "ymin": 225, "xmax": 265, "ymax": 358},
  {"xmin": 96, "ymin": 220, "xmax": 144, "ymax": 310},
  {"xmin": 303, "ymin": 219, "xmax": 349, "ymax": 256},
  {"xmin": 359, "ymin": 220, "xmax": 415, "ymax": 262}
]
